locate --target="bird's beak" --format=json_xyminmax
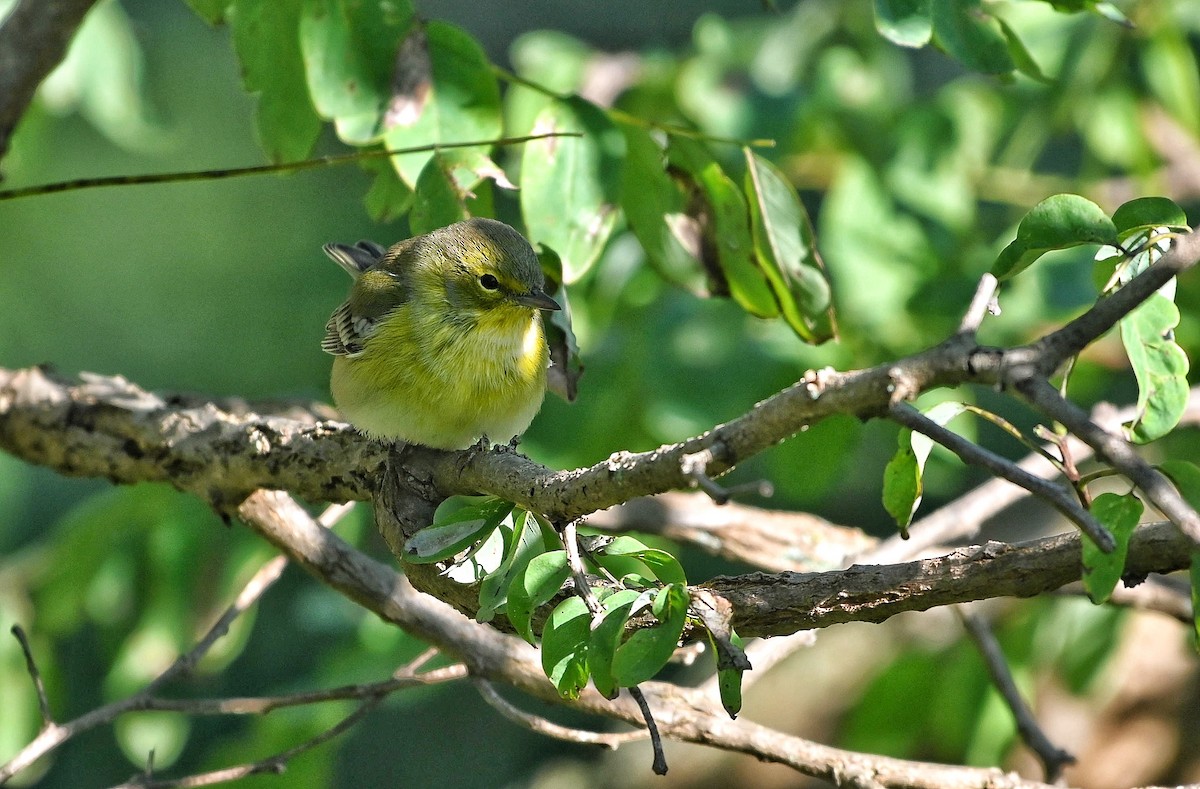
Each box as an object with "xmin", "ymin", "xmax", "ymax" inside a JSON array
[{"xmin": 513, "ymin": 288, "xmax": 561, "ymax": 311}]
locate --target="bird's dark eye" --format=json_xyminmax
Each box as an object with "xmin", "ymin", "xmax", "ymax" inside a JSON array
[{"xmin": 479, "ymin": 274, "xmax": 500, "ymax": 290}]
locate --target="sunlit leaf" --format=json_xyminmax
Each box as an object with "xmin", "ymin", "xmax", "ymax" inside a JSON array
[
  {"xmin": 408, "ymin": 153, "xmax": 471, "ymax": 235},
  {"xmin": 520, "ymin": 97, "xmax": 624, "ymax": 283},
  {"xmin": 931, "ymin": 0, "xmax": 1014, "ymax": 75},
  {"xmin": 404, "ymin": 496, "xmax": 513, "ymax": 564},
  {"xmin": 384, "ymin": 21, "xmax": 502, "ymax": 187},
  {"xmin": 541, "ymin": 596, "xmax": 592, "ymax": 699},
  {"xmin": 506, "ymin": 549, "xmax": 570, "ymax": 643},
  {"xmin": 882, "ymin": 402, "xmax": 967, "ymax": 532},
  {"xmin": 1081, "ymin": 492, "xmax": 1143, "ymax": 604},
  {"xmin": 588, "ymin": 589, "xmax": 647, "ymax": 699},
  {"xmin": 1112, "ymin": 197, "xmax": 1190, "ymax": 237},
  {"xmin": 1119, "ymin": 293, "xmax": 1189, "ymax": 443},
  {"xmin": 477, "ymin": 510, "xmax": 544, "ymax": 623},
  {"xmin": 229, "ymin": 0, "xmax": 321, "ymax": 163},
  {"xmin": 611, "ymin": 584, "xmax": 689, "ymax": 686},
  {"xmin": 992, "ymin": 194, "xmax": 1119, "ymax": 280},
  {"xmin": 599, "ymin": 535, "xmax": 688, "ymax": 586},
  {"xmin": 744, "ymin": 149, "xmax": 835, "ymax": 343},
  {"xmin": 874, "ymin": 0, "xmax": 932, "ymax": 47}
]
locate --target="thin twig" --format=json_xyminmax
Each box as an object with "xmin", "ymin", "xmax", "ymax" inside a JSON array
[
  {"xmin": 958, "ymin": 273, "xmax": 1000, "ymax": 335},
  {"xmin": 888, "ymin": 402, "xmax": 1115, "ymax": 551},
  {"xmin": 959, "ymin": 610, "xmax": 1075, "ymax": 781},
  {"xmin": 628, "ymin": 686, "xmax": 668, "ymax": 775},
  {"xmin": 561, "ymin": 519, "xmax": 603, "ymax": 615},
  {"xmin": 9, "ymin": 625, "xmax": 53, "ymax": 727},
  {"xmin": 474, "ymin": 679, "xmax": 647, "ymax": 748},
  {"xmin": 1017, "ymin": 377, "xmax": 1200, "ymax": 546}
]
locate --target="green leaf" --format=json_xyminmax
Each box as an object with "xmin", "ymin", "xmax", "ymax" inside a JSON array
[
  {"xmin": 506, "ymin": 549, "xmax": 570, "ymax": 643},
  {"xmin": 541, "ymin": 596, "xmax": 592, "ymax": 700},
  {"xmin": 996, "ymin": 18, "xmax": 1048, "ymax": 83},
  {"xmin": 408, "ymin": 153, "xmax": 471, "ymax": 236},
  {"xmin": 882, "ymin": 402, "xmax": 967, "ymax": 531},
  {"xmin": 743, "ymin": 149, "xmax": 835, "ymax": 343},
  {"xmin": 713, "ymin": 628, "xmax": 747, "ymax": 719},
  {"xmin": 1120, "ymin": 293, "xmax": 1189, "ymax": 443},
  {"xmin": 1112, "ymin": 197, "xmax": 1190, "ymax": 237},
  {"xmin": 668, "ymin": 137, "xmax": 778, "ymax": 318},
  {"xmin": 384, "ymin": 22, "xmax": 503, "ymax": 187},
  {"xmin": 477, "ymin": 510, "xmax": 544, "ymax": 623},
  {"xmin": 1159, "ymin": 460, "xmax": 1200, "ymax": 509},
  {"xmin": 619, "ymin": 125, "xmax": 707, "ymax": 292},
  {"xmin": 229, "ymin": 0, "xmax": 321, "ymax": 163},
  {"xmin": 1191, "ymin": 552, "xmax": 1200, "ymax": 651},
  {"xmin": 931, "ymin": 0, "xmax": 1014, "ymax": 75},
  {"xmin": 184, "ymin": 0, "xmax": 229, "ymax": 25},
  {"xmin": 600, "ymin": 535, "xmax": 688, "ymax": 585},
  {"xmin": 403, "ymin": 496, "xmax": 513, "ymax": 564},
  {"xmin": 611, "ymin": 584, "xmax": 690, "ymax": 686},
  {"xmin": 361, "ymin": 155, "xmax": 415, "ymax": 222},
  {"xmin": 874, "ymin": 0, "xmax": 932, "ymax": 48},
  {"xmin": 299, "ymin": 0, "xmax": 416, "ymax": 144},
  {"xmin": 1081, "ymin": 492, "xmax": 1143, "ymax": 603},
  {"xmin": 587, "ymin": 589, "xmax": 647, "ymax": 699},
  {"xmin": 992, "ymin": 194, "xmax": 1119, "ymax": 280},
  {"xmin": 520, "ymin": 97, "xmax": 624, "ymax": 283}
]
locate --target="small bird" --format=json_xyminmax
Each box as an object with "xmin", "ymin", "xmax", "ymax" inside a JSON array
[{"xmin": 321, "ymin": 218, "xmax": 561, "ymax": 449}]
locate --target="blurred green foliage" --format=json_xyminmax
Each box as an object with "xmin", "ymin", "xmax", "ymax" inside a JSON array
[{"xmin": 2, "ymin": 0, "xmax": 1199, "ymax": 785}]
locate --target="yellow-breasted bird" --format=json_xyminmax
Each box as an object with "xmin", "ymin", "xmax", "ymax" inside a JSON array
[{"xmin": 321, "ymin": 218, "xmax": 561, "ymax": 449}]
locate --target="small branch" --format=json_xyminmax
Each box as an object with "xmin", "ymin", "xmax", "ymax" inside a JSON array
[
  {"xmin": 561, "ymin": 519, "xmax": 603, "ymax": 615},
  {"xmin": 628, "ymin": 686, "xmax": 668, "ymax": 775},
  {"xmin": 889, "ymin": 402, "xmax": 1114, "ymax": 551},
  {"xmin": 10, "ymin": 625, "xmax": 53, "ymax": 727},
  {"xmin": 474, "ymin": 679, "xmax": 647, "ymax": 748},
  {"xmin": 1017, "ymin": 377, "xmax": 1200, "ymax": 546},
  {"xmin": 959, "ymin": 610, "xmax": 1075, "ymax": 781},
  {"xmin": 958, "ymin": 273, "xmax": 999, "ymax": 335}
]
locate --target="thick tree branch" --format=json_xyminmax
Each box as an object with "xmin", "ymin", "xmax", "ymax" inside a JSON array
[{"xmin": 0, "ymin": 0, "xmax": 99, "ymax": 164}]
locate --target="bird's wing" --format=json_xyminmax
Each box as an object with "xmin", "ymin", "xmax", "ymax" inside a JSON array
[
  {"xmin": 323, "ymin": 240, "xmax": 387, "ymax": 279},
  {"xmin": 321, "ymin": 301, "xmax": 377, "ymax": 357}
]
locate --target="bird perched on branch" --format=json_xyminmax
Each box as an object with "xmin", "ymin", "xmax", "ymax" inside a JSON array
[{"xmin": 321, "ymin": 218, "xmax": 561, "ymax": 449}]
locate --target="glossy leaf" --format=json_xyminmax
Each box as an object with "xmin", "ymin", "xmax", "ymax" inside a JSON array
[
  {"xmin": 298, "ymin": 0, "xmax": 415, "ymax": 144},
  {"xmin": 229, "ymin": 0, "xmax": 321, "ymax": 163},
  {"xmin": 668, "ymin": 137, "xmax": 778, "ymax": 318},
  {"xmin": 506, "ymin": 549, "xmax": 570, "ymax": 643},
  {"xmin": 1112, "ymin": 197, "xmax": 1190, "ymax": 236},
  {"xmin": 1081, "ymin": 492, "xmax": 1143, "ymax": 604},
  {"xmin": 611, "ymin": 584, "xmax": 690, "ymax": 686},
  {"xmin": 408, "ymin": 154, "xmax": 471, "ymax": 236},
  {"xmin": 744, "ymin": 149, "xmax": 835, "ymax": 343},
  {"xmin": 404, "ymin": 496, "xmax": 513, "ymax": 564},
  {"xmin": 1120, "ymin": 293, "xmax": 1189, "ymax": 443},
  {"xmin": 620, "ymin": 125, "xmax": 706, "ymax": 291},
  {"xmin": 600, "ymin": 535, "xmax": 688, "ymax": 585},
  {"xmin": 477, "ymin": 510, "xmax": 544, "ymax": 623},
  {"xmin": 384, "ymin": 22, "xmax": 502, "ymax": 187},
  {"xmin": 541, "ymin": 596, "xmax": 592, "ymax": 700},
  {"xmin": 521, "ymin": 97, "xmax": 624, "ymax": 283},
  {"xmin": 931, "ymin": 0, "xmax": 1014, "ymax": 75},
  {"xmin": 587, "ymin": 589, "xmax": 648, "ymax": 699},
  {"xmin": 882, "ymin": 402, "xmax": 967, "ymax": 531},
  {"xmin": 992, "ymin": 194, "xmax": 1119, "ymax": 280},
  {"xmin": 874, "ymin": 0, "xmax": 932, "ymax": 47}
]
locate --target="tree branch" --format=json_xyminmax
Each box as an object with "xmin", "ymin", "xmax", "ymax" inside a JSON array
[{"xmin": 0, "ymin": 0, "xmax": 99, "ymax": 164}]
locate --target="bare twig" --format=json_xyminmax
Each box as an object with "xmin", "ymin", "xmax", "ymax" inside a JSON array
[
  {"xmin": 628, "ymin": 686, "xmax": 668, "ymax": 775},
  {"xmin": 9, "ymin": 625, "xmax": 53, "ymax": 727},
  {"xmin": 958, "ymin": 273, "xmax": 1000, "ymax": 335},
  {"xmin": 959, "ymin": 610, "xmax": 1075, "ymax": 781},
  {"xmin": 1017, "ymin": 377, "xmax": 1200, "ymax": 546},
  {"xmin": 561, "ymin": 519, "xmax": 603, "ymax": 616},
  {"xmin": 474, "ymin": 679, "xmax": 647, "ymax": 748},
  {"xmin": 888, "ymin": 402, "xmax": 1114, "ymax": 551}
]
